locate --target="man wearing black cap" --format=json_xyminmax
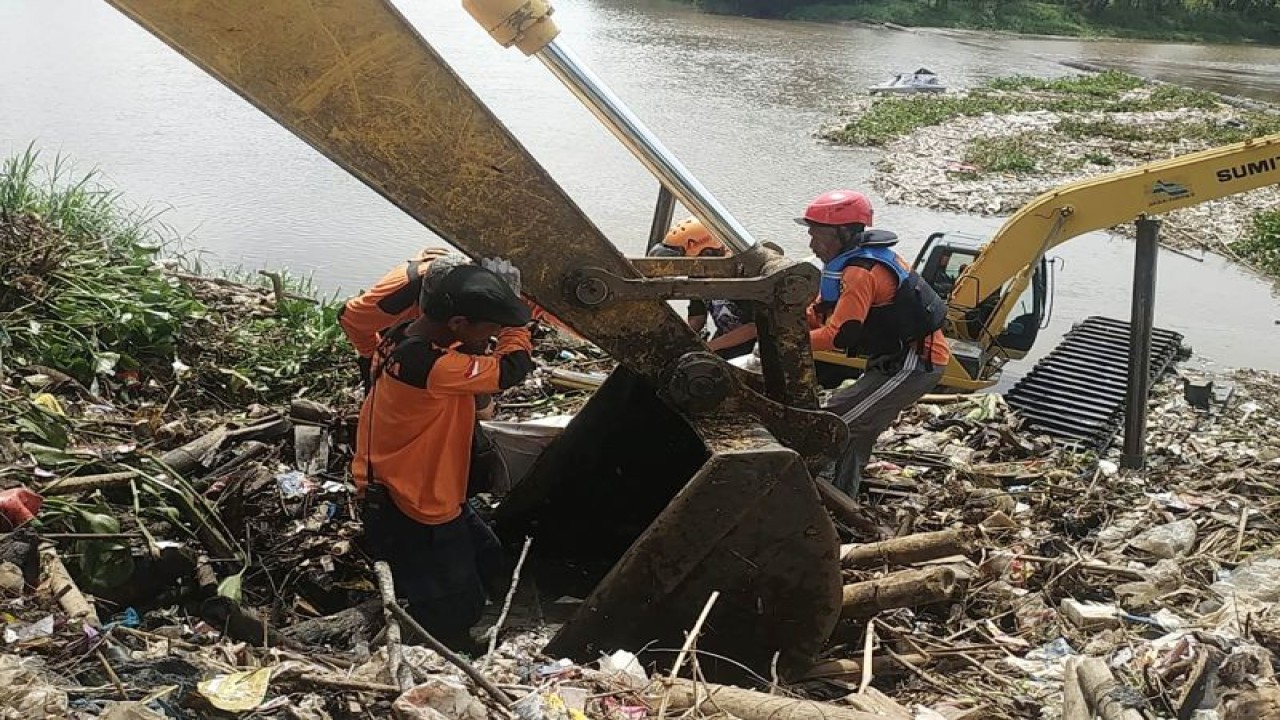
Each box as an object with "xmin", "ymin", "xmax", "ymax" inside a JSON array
[{"xmin": 352, "ymin": 260, "xmax": 535, "ymax": 653}]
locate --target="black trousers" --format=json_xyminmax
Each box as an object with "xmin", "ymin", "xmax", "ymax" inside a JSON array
[{"xmin": 367, "ymin": 499, "xmax": 506, "ymax": 651}]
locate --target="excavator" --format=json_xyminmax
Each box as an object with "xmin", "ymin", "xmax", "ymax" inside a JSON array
[
  {"xmin": 815, "ymin": 134, "xmax": 1280, "ymax": 391},
  {"xmin": 103, "ymin": 0, "xmax": 1280, "ymax": 681}
]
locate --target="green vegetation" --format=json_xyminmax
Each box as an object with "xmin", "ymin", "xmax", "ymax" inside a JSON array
[
  {"xmin": 1083, "ymin": 151, "xmax": 1114, "ymax": 166},
  {"xmin": 0, "ymin": 147, "xmax": 350, "ymax": 405},
  {"xmin": 962, "ymin": 134, "xmax": 1047, "ymax": 174},
  {"xmin": 1056, "ymin": 114, "xmax": 1280, "ymax": 144},
  {"xmin": 695, "ymin": 0, "xmax": 1280, "ymax": 45},
  {"xmin": 1235, "ymin": 209, "xmax": 1280, "ymax": 277},
  {"xmin": 829, "ymin": 71, "xmax": 1224, "ymax": 146}
]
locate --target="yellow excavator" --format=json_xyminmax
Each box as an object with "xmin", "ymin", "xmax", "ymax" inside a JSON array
[
  {"xmin": 816, "ymin": 134, "xmax": 1280, "ymax": 391},
  {"xmin": 103, "ymin": 0, "xmax": 1280, "ymax": 680}
]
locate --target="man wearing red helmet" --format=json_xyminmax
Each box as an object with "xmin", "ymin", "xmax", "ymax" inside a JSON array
[{"xmin": 799, "ymin": 190, "xmax": 951, "ymax": 497}]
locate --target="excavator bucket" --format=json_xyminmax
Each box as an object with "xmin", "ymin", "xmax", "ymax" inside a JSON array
[
  {"xmin": 102, "ymin": 0, "xmax": 844, "ymax": 678},
  {"xmin": 494, "ymin": 368, "xmax": 842, "ymax": 677}
]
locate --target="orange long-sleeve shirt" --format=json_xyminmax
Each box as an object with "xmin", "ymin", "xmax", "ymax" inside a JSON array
[
  {"xmin": 340, "ymin": 251, "xmax": 575, "ymax": 358},
  {"xmin": 807, "ymin": 259, "xmax": 951, "ymax": 369},
  {"xmin": 340, "ymin": 249, "xmax": 451, "ymax": 358},
  {"xmin": 352, "ymin": 324, "xmax": 533, "ymax": 525}
]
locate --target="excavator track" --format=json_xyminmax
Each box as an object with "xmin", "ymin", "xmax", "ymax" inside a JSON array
[{"xmin": 1005, "ymin": 316, "xmax": 1185, "ymax": 449}]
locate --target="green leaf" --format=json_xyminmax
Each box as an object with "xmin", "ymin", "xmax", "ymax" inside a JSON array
[
  {"xmin": 77, "ymin": 509, "xmax": 120, "ymax": 534},
  {"xmin": 217, "ymin": 570, "xmax": 244, "ymax": 604},
  {"xmin": 22, "ymin": 442, "xmax": 82, "ymax": 467},
  {"xmin": 75, "ymin": 510, "xmax": 133, "ymax": 591},
  {"xmin": 94, "ymin": 352, "xmax": 121, "ymax": 375},
  {"xmin": 15, "ymin": 406, "xmax": 70, "ymax": 449},
  {"xmin": 78, "ymin": 539, "xmax": 135, "ymax": 591}
]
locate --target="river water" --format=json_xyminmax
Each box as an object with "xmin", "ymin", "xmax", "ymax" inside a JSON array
[{"xmin": 2, "ymin": 0, "xmax": 1278, "ymax": 378}]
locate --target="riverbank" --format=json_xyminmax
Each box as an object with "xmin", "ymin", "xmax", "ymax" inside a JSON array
[
  {"xmin": 697, "ymin": 0, "xmax": 1280, "ymax": 45},
  {"xmin": 3, "ymin": 149, "xmax": 1280, "ymax": 717},
  {"xmin": 822, "ymin": 71, "xmax": 1280, "ymax": 276}
]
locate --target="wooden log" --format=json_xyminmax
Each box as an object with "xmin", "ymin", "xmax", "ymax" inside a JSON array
[
  {"xmin": 225, "ymin": 416, "xmax": 293, "ymax": 442},
  {"xmin": 38, "ymin": 541, "xmax": 101, "ymax": 627},
  {"xmin": 198, "ymin": 441, "xmax": 271, "ymax": 486},
  {"xmin": 661, "ymin": 679, "xmax": 890, "ymax": 720},
  {"xmin": 801, "ymin": 653, "xmax": 928, "ymax": 680},
  {"xmin": 814, "ymin": 477, "xmax": 862, "ymax": 527},
  {"xmin": 1077, "ymin": 657, "xmax": 1145, "ymax": 720},
  {"xmin": 40, "ymin": 471, "xmax": 140, "ymax": 496},
  {"xmin": 839, "ymin": 528, "xmax": 974, "ymax": 569},
  {"xmin": 290, "ymin": 399, "xmax": 336, "ymax": 425},
  {"xmin": 374, "ymin": 562, "xmax": 413, "ymax": 693},
  {"xmin": 158, "ymin": 427, "xmax": 228, "ymax": 476},
  {"xmin": 199, "ymin": 596, "xmax": 298, "ymax": 649},
  {"xmin": 281, "ymin": 598, "xmax": 383, "ymax": 649},
  {"xmin": 841, "ymin": 567, "xmax": 957, "ymax": 619},
  {"xmin": 1062, "ymin": 658, "xmax": 1090, "ymax": 720}
]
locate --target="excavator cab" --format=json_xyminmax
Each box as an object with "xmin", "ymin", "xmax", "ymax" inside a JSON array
[{"xmin": 913, "ymin": 231, "xmax": 1053, "ymax": 367}]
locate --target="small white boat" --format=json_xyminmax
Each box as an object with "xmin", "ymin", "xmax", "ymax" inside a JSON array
[{"xmin": 869, "ymin": 68, "xmax": 947, "ymax": 95}]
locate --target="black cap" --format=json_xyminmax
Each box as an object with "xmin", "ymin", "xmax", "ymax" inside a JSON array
[
  {"xmin": 646, "ymin": 243, "xmax": 684, "ymax": 258},
  {"xmin": 429, "ymin": 265, "xmax": 531, "ymax": 327}
]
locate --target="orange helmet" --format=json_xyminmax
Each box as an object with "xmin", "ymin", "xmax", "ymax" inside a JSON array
[{"xmin": 649, "ymin": 217, "xmax": 726, "ymax": 258}]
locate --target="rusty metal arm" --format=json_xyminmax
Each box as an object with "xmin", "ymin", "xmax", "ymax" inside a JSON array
[{"xmin": 103, "ymin": 0, "xmax": 840, "ymax": 460}]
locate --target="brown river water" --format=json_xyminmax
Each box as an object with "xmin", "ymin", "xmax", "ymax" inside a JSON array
[{"xmin": 3, "ymin": 0, "xmax": 1279, "ymax": 381}]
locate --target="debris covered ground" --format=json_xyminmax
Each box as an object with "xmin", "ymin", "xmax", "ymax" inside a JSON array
[
  {"xmin": 822, "ymin": 72, "xmax": 1280, "ymax": 268},
  {"xmin": 4, "ymin": 152, "xmax": 1280, "ymax": 719}
]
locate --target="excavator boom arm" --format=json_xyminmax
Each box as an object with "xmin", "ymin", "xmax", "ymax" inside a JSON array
[{"xmin": 956, "ymin": 133, "xmax": 1280, "ymax": 337}]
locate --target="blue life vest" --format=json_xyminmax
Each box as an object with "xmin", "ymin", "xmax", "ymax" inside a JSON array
[
  {"xmin": 816, "ymin": 238, "xmax": 948, "ymax": 362},
  {"xmin": 819, "ymin": 245, "xmax": 906, "ymax": 304}
]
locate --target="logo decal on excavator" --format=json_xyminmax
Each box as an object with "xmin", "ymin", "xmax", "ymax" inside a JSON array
[{"xmin": 1147, "ymin": 180, "xmax": 1192, "ymax": 206}]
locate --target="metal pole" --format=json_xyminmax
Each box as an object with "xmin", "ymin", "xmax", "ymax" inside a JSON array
[
  {"xmin": 647, "ymin": 185, "xmax": 677, "ymax": 251},
  {"xmin": 1121, "ymin": 216, "xmax": 1160, "ymax": 470},
  {"xmin": 536, "ymin": 39, "xmax": 757, "ymax": 254}
]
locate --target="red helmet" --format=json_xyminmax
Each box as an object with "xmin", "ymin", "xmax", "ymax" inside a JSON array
[{"xmin": 795, "ymin": 190, "xmax": 873, "ymax": 227}]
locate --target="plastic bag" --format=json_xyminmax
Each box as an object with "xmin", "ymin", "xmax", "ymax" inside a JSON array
[
  {"xmin": 393, "ymin": 678, "xmax": 487, "ymax": 720},
  {"xmin": 1129, "ymin": 518, "xmax": 1197, "ymax": 559},
  {"xmin": 0, "ymin": 488, "xmax": 42, "ymax": 530}
]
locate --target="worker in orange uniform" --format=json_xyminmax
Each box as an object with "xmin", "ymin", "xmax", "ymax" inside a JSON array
[
  {"xmin": 799, "ymin": 190, "xmax": 951, "ymax": 497},
  {"xmin": 647, "ymin": 216, "xmax": 760, "ymax": 360},
  {"xmin": 338, "ymin": 247, "xmax": 570, "ymax": 393},
  {"xmin": 353, "ymin": 261, "xmax": 535, "ymax": 654}
]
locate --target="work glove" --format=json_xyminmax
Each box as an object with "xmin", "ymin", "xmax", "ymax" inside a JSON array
[
  {"xmin": 481, "ymin": 256, "xmax": 522, "ymax": 297},
  {"xmin": 834, "ymin": 320, "xmax": 864, "ymax": 357}
]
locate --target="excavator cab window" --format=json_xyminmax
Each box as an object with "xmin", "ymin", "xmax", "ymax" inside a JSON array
[
  {"xmin": 914, "ymin": 232, "xmax": 1051, "ymax": 361},
  {"xmin": 914, "ymin": 235, "xmax": 974, "ymax": 301},
  {"xmin": 993, "ymin": 261, "xmax": 1048, "ymax": 357}
]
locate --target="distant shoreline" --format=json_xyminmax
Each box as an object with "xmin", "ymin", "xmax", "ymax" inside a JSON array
[{"xmin": 690, "ymin": 1, "xmax": 1280, "ymax": 47}]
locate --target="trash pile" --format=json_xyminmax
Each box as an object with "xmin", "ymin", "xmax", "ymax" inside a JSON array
[
  {"xmin": 799, "ymin": 368, "xmax": 1280, "ymax": 719},
  {"xmin": 822, "ymin": 75, "xmax": 1280, "ymax": 262},
  {"xmin": 5, "ymin": 273, "xmax": 1279, "ymax": 719},
  {"xmin": 869, "ymin": 104, "xmax": 1280, "ymax": 259}
]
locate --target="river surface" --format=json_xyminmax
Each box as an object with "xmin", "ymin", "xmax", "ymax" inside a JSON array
[{"xmin": 2, "ymin": 0, "xmax": 1279, "ymax": 379}]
